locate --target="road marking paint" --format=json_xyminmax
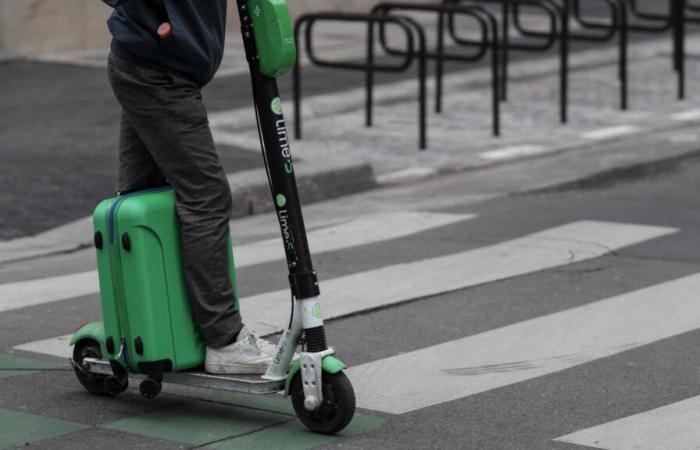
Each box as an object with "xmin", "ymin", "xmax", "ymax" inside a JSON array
[
  {"xmin": 0, "ymin": 212, "xmax": 473, "ymax": 314},
  {"xmin": 0, "ymin": 271, "xmax": 100, "ymax": 314},
  {"xmin": 581, "ymin": 125, "xmax": 639, "ymax": 141},
  {"xmin": 555, "ymin": 395, "xmax": 700, "ymax": 449},
  {"xmin": 348, "ymin": 273, "xmax": 700, "ymax": 414},
  {"xmin": 211, "ymin": 414, "xmax": 384, "ymax": 449},
  {"xmin": 14, "ymin": 334, "xmax": 73, "ymax": 359},
  {"xmin": 211, "ymin": 128, "xmax": 260, "ymax": 150},
  {"xmin": 16, "ymin": 220, "xmax": 674, "ymax": 359},
  {"xmin": 671, "ymin": 108, "xmax": 700, "ymax": 122},
  {"xmin": 239, "ymin": 221, "xmax": 676, "ymax": 335},
  {"xmin": 0, "ymin": 408, "xmax": 89, "ymax": 449},
  {"xmin": 103, "ymin": 401, "xmax": 290, "ymax": 446},
  {"xmin": 669, "ymin": 132, "xmax": 700, "ymax": 144},
  {"xmin": 376, "ymin": 167, "xmax": 438, "ymax": 184},
  {"xmin": 479, "ymin": 145, "xmax": 549, "ymax": 161}
]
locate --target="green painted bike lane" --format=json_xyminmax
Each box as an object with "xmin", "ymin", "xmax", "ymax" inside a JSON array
[
  {"xmin": 0, "ymin": 353, "xmax": 383, "ymax": 449},
  {"xmin": 0, "ymin": 354, "xmax": 88, "ymax": 449}
]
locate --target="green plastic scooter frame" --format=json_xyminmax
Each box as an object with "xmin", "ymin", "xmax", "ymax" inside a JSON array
[{"xmin": 70, "ymin": 322, "xmax": 106, "ymax": 356}]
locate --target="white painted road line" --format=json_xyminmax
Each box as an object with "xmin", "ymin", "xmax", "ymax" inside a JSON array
[
  {"xmin": 210, "ymin": 128, "xmax": 261, "ymax": 150},
  {"xmin": 14, "ymin": 334, "xmax": 73, "ymax": 359},
  {"xmin": 348, "ymin": 272, "xmax": 700, "ymax": 414},
  {"xmin": 555, "ymin": 395, "xmax": 700, "ymax": 450},
  {"xmin": 238, "ymin": 211, "xmax": 473, "ymax": 267},
  {"xmin": 15, "ymin": 220, "xmax": 675, "ymax": 359},
  {"xmin": 479, "ymin": 145, "xmax": 548, "ymax": 161},
  {"xmin": 671, "ymin": 108, "xmax": 700, "ymax": 122},
  {"xmin": 240, "ymin": 221, "xmax": 676, "ymax": 335},
  {"xmin": 668, "ymin": 132, "xmax": 700, "ymax": 144},
  {"xmin": 582, "ymin": 125, "xmax": 639, "ymax": 141},
  {"xmin": 0, "ymin": 211, "xmax": 474, "ymax": 314},
  {"xmin": 0, "ymin": 271, "xmax": 101, "ymax": 315},
  {"xmin": 376, "ymin": 167, "xmax": 439, "ymax": 185}
]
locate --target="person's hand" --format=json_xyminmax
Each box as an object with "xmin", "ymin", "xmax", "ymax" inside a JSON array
[{"xmin": 157, "ymin": 22, "xmax": 172, "ymax": 39}]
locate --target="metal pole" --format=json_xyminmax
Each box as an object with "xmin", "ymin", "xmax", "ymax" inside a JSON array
[
  {"xmin": 501, "ymin": 0, "xmax": 510, "ymax": 102},
  {"xmin": 436, "ymin": 11, "xmax": 446, "ymax": 113},
  {"xmin": 365, "ymin": 21, "xmax": 375, "ymax": 127},
  {"xmin": 619, "ymin": 0, "xmax": 628, "ymax": 110},
  {"xmin": 560, "ymin": 0, "xmax": 569, "ymax": 123}
]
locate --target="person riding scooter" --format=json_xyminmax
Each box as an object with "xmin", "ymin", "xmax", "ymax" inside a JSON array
[{"xmin": 103, "ymin": 0, "xmax": 275, "ymax": 374}]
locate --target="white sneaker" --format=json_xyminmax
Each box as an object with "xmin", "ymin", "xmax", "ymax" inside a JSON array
[{"xmin": 205, "ymin": 326, "xmax": 277, "ymax": 375}]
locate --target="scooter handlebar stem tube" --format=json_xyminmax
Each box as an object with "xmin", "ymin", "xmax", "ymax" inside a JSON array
[{"xmin": 237, "ymin": 0, "xmax": 328, "ymax": 352}]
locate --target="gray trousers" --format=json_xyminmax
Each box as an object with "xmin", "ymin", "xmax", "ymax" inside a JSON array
[{"xmin": 107, "ymin": 52, "xmax": 243, "ymax": 348}]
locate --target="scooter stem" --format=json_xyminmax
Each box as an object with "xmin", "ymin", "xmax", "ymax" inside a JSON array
[{"xmin": 237, "ymin": 0, "xmax": 328, "ymax": 352}]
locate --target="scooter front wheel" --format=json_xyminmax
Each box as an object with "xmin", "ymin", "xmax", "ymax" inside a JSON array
[{"xmin": 290, "ymin": 371, "xmax": 356, "ymax": 435}]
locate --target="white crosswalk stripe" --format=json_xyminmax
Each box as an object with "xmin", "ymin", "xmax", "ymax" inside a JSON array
[
  {"xmin": 555, "ymin": 395, "xmax": 700, "ymax": 449},
  {"xmin": 349, "ymin": 273, "xmax": 700, "ymax": 414},
  {"xmin": 14, "ymin": 334, "xmax": 73, "ymax": 359},
  {"xmin": 14, "ymin": 220, "xmax": 675, "ymax": 361},
  {"xmin": 0, "ymin": 211, "xmax": 472, "ymax": 314},
  {"xmin": 241, "ymin": 221, "xmax": 675, "ymax": 335}
]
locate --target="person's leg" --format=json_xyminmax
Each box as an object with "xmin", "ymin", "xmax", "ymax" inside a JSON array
[
  {"xmin": 108, "ymin": 52, "xmax": 243, "ymax": 348},
  {"xmin": 117, "ymin": 112, "xmax": 167, "ymax": 193}
]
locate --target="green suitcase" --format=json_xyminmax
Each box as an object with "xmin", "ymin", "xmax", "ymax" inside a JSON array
[{"xmin": 92, "ymin": 187, "xmax": 239, "ymax": 375}]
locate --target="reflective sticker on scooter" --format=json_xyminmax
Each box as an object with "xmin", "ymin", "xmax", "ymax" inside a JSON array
[
  {"xmin": 312, "ymin": 303, "xmax": 322, "ymax": 318},
  {"xmin": 276, "ymin": 194, "xmax": 287, "ymax": 208},
  {"xmin": 271, "ymin": 97, "xmax": 283, "ymax": 115}
]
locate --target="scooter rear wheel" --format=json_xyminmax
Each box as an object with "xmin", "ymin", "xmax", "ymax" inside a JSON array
[
  {"xmin": 290, "ymin": 371, "xmax": 356, "ymax": 435},
  {"xmin": 72, "ymin": 339, "xmax": 111, "ymax": 396}
]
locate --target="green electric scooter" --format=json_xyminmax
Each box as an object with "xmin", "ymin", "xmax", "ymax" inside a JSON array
[{"xmin": 70, "ymin": 0, "xmax": 356, "ymax": 435}]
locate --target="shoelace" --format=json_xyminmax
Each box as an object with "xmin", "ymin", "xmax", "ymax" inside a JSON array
[{"xmin": 247, "ymin": 330, "xmax": 278, "ymax": 355}]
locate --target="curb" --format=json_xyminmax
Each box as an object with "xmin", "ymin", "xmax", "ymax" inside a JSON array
[
  {"xmin": 376, "ymin": 124, "xmax": 700, "ymax": 202},
  {"xmin": 0, "ymin": 160, "xmax": 376, "ymax": 266},
  {"xmin": 374, "ymin": 119, "xmax": 700, "ymax": 188},
  {"xmin": 228, "ymin": 159, "xmax": 376, "ymax": 218}
]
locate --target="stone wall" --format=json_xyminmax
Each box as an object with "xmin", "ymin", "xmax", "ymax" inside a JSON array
[{"xmin": 0, "ymin": 0, "xmax": 387, "ymax": 57}]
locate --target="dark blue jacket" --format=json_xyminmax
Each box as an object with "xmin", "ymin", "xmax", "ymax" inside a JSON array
[{"xmin": 104, "ymin": 0, "xmax": 227, "ymax": 87}]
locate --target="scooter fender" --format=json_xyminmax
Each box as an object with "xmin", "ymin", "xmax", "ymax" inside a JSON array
[
  {"xmin": 69, "ymin": 322, "xmax": 107, "ymax": 356},
  {"xmin": 284, "ymin": 355, "xmax": 347, "ymax": 396}
]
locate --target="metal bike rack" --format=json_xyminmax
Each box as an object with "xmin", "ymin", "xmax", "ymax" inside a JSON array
[
  {"xmin": 293, "ymin": 13, "xmax": 428, "ymax": 149},
  {"xmin": 371, "ymin": 2, "xmax": 502, "ymax": 136},
  {"xmin": 567, "ymin": 0, "xmax": 688, "ymax": 100},
  {"xmin": 512, "ymin": 0, "xmax": 629, "ymax": 111},
  {"xmin": 611, "ymin": 0, "xmax": 689, "ymax": 100},
  {"xmin": 448, "ymin": 0, "xmax": 566, "ymax": 123}
]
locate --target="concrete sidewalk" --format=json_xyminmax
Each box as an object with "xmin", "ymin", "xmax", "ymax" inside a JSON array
[{"xmin": 211, "ymin": 33, "xmax": 700, "ymax": 181}]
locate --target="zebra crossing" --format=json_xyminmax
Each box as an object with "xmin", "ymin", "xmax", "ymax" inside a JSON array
[
  {"xmin": 3, "ymin": 209, "xmax": 700, "ymax": 449},
  {"xmin": 349, "ymin": 273, "xmax": 700, "ymax": 414},
  {"xmin": 555, "ymin": 395, "xmax": 700, "ymax": 450},
  {"xmin": 0, "ymin": 211, "xmax": 471, "ymax": 314}
]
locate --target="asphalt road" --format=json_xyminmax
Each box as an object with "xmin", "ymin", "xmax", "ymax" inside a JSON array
[{"xmin": 1, "ymin": 148, "xmax": 699, "ymax": 449}]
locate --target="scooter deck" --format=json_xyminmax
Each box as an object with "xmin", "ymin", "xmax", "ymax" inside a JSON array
[
  {"xmin": 82, "ymin": 358, "xmax": 285, "ymax": 395},
  {"xmin": 166, "ymin": 371, "xmax": 285, "ymax": 395}
]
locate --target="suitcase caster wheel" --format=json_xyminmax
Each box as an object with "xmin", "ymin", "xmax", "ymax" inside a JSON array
[
  {"xmin": 104, "ymin": 375, "xmax": 128, "ymax": 395},
  {"xmin": 139, "ymin": 378, "xmax": 162, "ymax": 399}
]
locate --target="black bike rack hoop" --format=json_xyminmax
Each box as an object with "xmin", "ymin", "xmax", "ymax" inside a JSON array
[
  {"xmin": 371, "ymin": 2, "xmax": 502, "ymax": 137},
  {"xmin": 510, "ymin": 0, "xmax": 629, "ymax": 111},
  {"xmin": 293, "ymin": 12, "xmax": 429, "ymax": 149},
  {"xmin": 448, "ymin": 0, "xmax": 568, "ymax": 123}
]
